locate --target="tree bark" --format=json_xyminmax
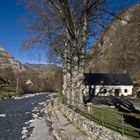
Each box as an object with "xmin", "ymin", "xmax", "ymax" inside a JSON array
[
  {"xmin": 77, "ymin": 0, "xmax": 88, "ymax": 105},
  {"xmin": 66, "ymin": 0, "xmax": 88, "ymax": 106},
  {"xmin": 63, "ymin": 30, "xmax": 72, "ymax": 103}
]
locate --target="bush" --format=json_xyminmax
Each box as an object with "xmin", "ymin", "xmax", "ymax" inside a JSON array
[{"xmin": 137, "ymin": 91, "xmax": 140, "ymax": 98}]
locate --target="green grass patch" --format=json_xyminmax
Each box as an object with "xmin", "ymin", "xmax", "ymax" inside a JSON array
[
  {"xmin": 0, "ymin": 79, "xmax": 6, "ymax": 85},
  {"xmin": 0, "ymin": 85, "xmax": 16, "ymax": 92},
  {"xmin": 0, "ymin": 84, "xmax": 23, "ymax": 98},
  {"xmin": 61, "ymin": 99, "xmax": 140, "ymax": 140}
]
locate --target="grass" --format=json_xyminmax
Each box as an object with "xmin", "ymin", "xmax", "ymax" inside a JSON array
[
  {"xmin": 62, "ymin": 100, "xmax": 140, "ymax": 140},
  {"xmin": 0, "ymin": 79, "xmax": 6, "ymax": 85},
  {"xmin": 90, "ymin": 106, "xmax": 122, "ymax": 123},
  {"xmin": 0, "ymin": 84, "xmax": 23, "ymax": 98}
]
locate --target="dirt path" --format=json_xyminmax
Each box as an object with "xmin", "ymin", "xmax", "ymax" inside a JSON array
[{"xmin": 46, "ymin": 101, "xmax": 97, "ymax": 140}]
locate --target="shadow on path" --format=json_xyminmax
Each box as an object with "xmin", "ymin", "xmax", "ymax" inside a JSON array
[{"xmin": 0, "ymin": 93, "xmax": 50, "ymax": 140}]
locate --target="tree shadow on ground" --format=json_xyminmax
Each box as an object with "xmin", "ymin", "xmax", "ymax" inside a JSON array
[
  {"xmin": 92, "ymin": 96, "xmax": 140, "ymax": 129},
  {"xmin": 108, "ymin": 96, "xmax": 140, "ymax": 129}
]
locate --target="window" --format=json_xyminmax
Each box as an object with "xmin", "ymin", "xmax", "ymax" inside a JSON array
[{"xmin": 124, "ymin": 89, "xmax": 128, "ymax": 93}]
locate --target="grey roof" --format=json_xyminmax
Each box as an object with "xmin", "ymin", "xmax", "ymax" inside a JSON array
[{"xmin": 84, "ymin": 73, "xmax": 133, "ymax": 86}]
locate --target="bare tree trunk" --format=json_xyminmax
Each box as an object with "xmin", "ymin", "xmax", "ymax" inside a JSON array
[
  {"xmin": 63, "ymin": 42, "xmax": 70, "ymax": 101},
  {"xmin": 69, "ymin": 0, "xmax": 88, "ymax": 106},
  {"xmin": 66, "ymin": 49, "xmax": 72, "ymax": 103},
  {"xmin": 62, "ymin": 49, "xmax": 67, "ymax": 96},
  {"xmin": 77, "ymin": 0, "xmax": 88, "ymax": 105},
  {"xmin": 71, "ymin": 41, "xmax": 79, "ymax": 105},
  {"xmin": 63, "ymin": 31, "xmax": 73, "ymax": 103}
]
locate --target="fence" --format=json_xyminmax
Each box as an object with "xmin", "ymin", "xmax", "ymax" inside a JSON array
[{"xmin": 60, "ymin": 95, "xmax": 140, "ymax": 139}]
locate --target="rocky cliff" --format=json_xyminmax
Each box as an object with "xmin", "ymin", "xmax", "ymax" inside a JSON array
[
  {"xmin": 86, "ymin": 3, "xmax": 140, "ymax": 85},
  {"xmin": 0, "ymin": 46, "xmax": 25, "ymax": 72}
]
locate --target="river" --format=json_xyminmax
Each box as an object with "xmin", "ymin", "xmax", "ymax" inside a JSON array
[{"xmin": 0, "ymin": 93, "xmax": 55, "ymax": 140}]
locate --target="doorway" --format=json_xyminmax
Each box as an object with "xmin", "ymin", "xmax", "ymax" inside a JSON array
[{"xmin": 114, "ymin": 89, "xmax": 120, "ymax": 96}]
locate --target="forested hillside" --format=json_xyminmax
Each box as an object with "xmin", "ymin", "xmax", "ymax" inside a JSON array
[{"xmin": 0, "ymin": 46, "xmax": 62, "ymax": 97}]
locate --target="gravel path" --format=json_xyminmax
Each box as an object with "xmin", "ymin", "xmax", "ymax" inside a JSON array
[
  {"xmin": 49, "ymin": 106, "xmax": 92, "ymax": 140},
  {"xmin": 0, "ymin": 93, "xmax": 56, "ymax": 140}
]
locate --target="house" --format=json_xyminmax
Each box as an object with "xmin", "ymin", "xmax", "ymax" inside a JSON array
[
  {"xmin": 26, "ymin": 79, "xmax": 33, "ymax": 86},
  {"xmin": 83, "ymin": 73, "xmax": 133, "ymax": 97}
]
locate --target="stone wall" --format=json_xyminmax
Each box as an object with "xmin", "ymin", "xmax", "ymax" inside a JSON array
[{"xmin": 59, "ymin": 103, "xmax": 130, "ymax": 140}]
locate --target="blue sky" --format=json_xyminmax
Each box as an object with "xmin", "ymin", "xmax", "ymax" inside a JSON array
[
  {"xmin": 0, "ymin": 0, "xmax": 47, "ymax": 64},
  {"xmin": 0, "ymin": 0, "xmax": 140, "ymax": 64}
]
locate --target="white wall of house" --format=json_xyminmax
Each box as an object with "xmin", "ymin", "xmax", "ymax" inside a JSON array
[{"xmin": 83, "ymin": 85, "xmax": 133, "ymax": 96}]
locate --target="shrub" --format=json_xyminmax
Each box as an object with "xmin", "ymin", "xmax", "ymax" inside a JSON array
[{"xmin": 136, "ymin": 91, "xmax": 140, "ymax": 98}]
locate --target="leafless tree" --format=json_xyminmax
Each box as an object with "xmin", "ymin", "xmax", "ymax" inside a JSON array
[{"xmin": 20, "ymin": 0, "xmax": 134, "ymax": 104}]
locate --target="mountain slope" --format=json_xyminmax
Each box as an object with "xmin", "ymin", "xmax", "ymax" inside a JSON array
[
  {"xmin": 25, "ymin": 63, "xmax": 61, "ymax": 76},
  {"xmin": 24, "ymin": 63, "xmax": 63, "ymax": 92},
  {"xmin": 0, "ymin": 46, "xmax": 25, "ymax": 71},
  {"xmin": 86, "ymin": 3, "xmax": 140, "ymax": 85}
]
